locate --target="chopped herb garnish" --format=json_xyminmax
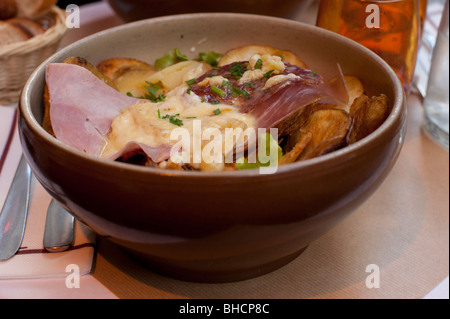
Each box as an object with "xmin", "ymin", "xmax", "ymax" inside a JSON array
[
  {"xmin": 211, "ymin": 85, "xmax": 226, "ymax": 98},
  {"xmin": 254, "ymin": 58, "xmax": 263, "ymax": 70},
  {"xmin": 232, "ymin": 86, "xmax": 251, "ymax": 99},
  {"xmin": 228, "ymin": 62, "xmax": 247, "ymax": 79},
  {"xmin": 207, "ymin": 74, "xmax": 220, "ymax": 78},
  {"xmin": 127, "ymin": 92, "xmax": 134, "ymax": 97},
  {"xmin": 222, "ymin": 80, "xmax": 232, "ymax": 90},
  {"xmin": 279, "ymin": 55, "xmax": 284, "ymax": 60},
  {"xmin": 186, "ymin": 87, "xmax": 192, "ymax": 95},
  {"xmin": 309, "ymin": 70, "xmax": 317, "ymax": 76},
  {"xmin": 186, "ymin": 116, "xmax": 197, "ymax": 119},
  {"xmin": 170, "ymin": 116, "xmax": 184, "ymax": 126},
  {"xmin": 264, "ymin": 69, "xmax": 275, "ymax": 78},
  {"xmin": 196, "ymin": 51, "xmax": 223, "ymax": 67},
  {"xmin": 213, "ymin": 108, "xmax": 221, "ymax": 115},
  {"xmin": 210, "ymin": 100, "xmax": 220, "ymax": 105},
  {"xmin": 157, "ymin": 109, "xmax": 161, "ymax": 118},
  {"xmin": 185, "ymin": 78, "xmax": 197, "ymax": 85},
  {"xmin": 144, "ymin": 81, "xmax": 166, "ymax": 102},
  {"xmin": 244, "ymin": 82, "xmax": 255, "ymax": 88},
  {"xmin": 154, "ymin": 48, "xmax": 189, "ymax": 70},
  {"xmin": 160, "ymin": 113, "xmax": 183, "ymax": 126}
]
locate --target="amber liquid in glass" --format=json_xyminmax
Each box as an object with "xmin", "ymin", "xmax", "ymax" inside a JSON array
[{"xmin": 317, "ymin": 0, "xmax": 423, "ymax": 93}]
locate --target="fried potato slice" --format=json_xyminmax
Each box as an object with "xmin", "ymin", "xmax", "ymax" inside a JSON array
[
  {"xmin": 279, "ymin": 130, "xmax": 312, "ymax": 165},
  {"xmin": 96, "ymin": 57, "xmax": 155, "ymax": 82},
  {"xmin": 218, "ymin": 45, "xmax": 308, "ymax": 69},
  {"xmin": 346, "ymin": 94, "xmax": 389, "ymax": 144},
  {"xmin": 63, "ymin": 57, "xmax": 116, "ymax": 88},
  {"xmin": 325, "ymin": 75, "xmax": 365, "ymax": 112},
  {"xmin": 113, "ymin": 69, "xmax": 157, "ymax": 97},
  {"xmin": 96, "ymin": 57, "xmax": 157, "ymax": 96},
  {"xmin": 144, "ymin": 60, "xmax": 212, "ymax": 92},
  {"xmin": 344, "ymin": 76, "xmax": 365, "ymax": 110},
  {"xmin": 297, "ymin": 107, "xmax": 351, "ymax": 160}
]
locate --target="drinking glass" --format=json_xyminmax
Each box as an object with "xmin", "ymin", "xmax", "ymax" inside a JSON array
[
  {"xmin": 316, "ymin": 0, "xmax": 424, "ymax": 94},
  {"xmin": 423, "ymin": 0, "xmax": 449, "ymax": 148}
]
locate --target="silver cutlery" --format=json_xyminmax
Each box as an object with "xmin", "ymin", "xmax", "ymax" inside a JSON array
[
  {"xmin": 43, "ymin": 200, "xmax": 75, "ymax": 252},
  {"xmin": 0, "ymin": 155, "xmax": 32, "ymax": 261}
]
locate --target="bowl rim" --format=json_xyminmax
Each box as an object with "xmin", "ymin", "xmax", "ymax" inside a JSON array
[{"xmin": 19, "ymin": 12, "xmax": 406, "ymax": 179}]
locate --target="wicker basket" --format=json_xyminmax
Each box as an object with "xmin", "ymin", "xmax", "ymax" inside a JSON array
[{"xmin": 0, "ymin": 6, "xmax": 68, "ymax": 105}]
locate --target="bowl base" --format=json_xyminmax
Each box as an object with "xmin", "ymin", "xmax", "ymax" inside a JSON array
[{"xmin": 126, "ymin": 246, "xmax": 309, "ymax": 283}]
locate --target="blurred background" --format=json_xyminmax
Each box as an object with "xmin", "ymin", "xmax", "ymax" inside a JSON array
[
  {"xmin": 56, "ymin": 0, "xmax": 314, "ymax": 22},
  {"xmin": 57, "ymin": 0, "xmax": 100, "ymax": 8}
]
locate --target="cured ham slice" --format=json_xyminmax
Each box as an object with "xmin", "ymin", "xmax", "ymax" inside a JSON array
[
  {"xmin": 190, "ymin": 62, "xmax": 349, "ymax": 136},
  {"xmin": 46, "ymin": 63, "xmax": 172, "ymax": 163}
]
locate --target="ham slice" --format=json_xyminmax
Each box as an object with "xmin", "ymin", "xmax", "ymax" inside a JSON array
[
  {"xmin": 46, "ymin": 63, "xmax": 171, "ymax": 163},
  {"xmin": 190, "ymin": 62, "xmax": 349, "ymax": 136}
]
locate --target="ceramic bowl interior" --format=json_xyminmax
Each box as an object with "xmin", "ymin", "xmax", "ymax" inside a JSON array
[{"xmin": 19, "ymin": 13, "xmax": 406, "ymax": 283}]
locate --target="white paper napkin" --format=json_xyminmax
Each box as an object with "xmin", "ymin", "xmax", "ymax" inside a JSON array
[{"xmin": 0, "ymin": 104, "xmax": 96, "ymax": 279}]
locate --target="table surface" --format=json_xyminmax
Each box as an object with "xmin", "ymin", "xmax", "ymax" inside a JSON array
[{"xmin": 0, "ymin": 0, "xmax": 448, "ymax": 299}]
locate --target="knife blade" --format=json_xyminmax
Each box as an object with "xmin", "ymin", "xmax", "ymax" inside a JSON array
[{"xmin": 0, "ymin": 155, "xmax": 32, "ymax": 261}]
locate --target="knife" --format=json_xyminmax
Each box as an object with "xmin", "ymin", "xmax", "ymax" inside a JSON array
[{"xmin": 0, "ymin": 155, "xmax": 32, "ymax": 261}]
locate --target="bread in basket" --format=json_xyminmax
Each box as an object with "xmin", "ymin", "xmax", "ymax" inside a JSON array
[{"xmin": 0, "ymin": 1, "xmax": 68, "ymax": 105}]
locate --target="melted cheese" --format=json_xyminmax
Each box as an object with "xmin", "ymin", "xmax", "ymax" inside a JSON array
[
  {"xmin": 264, "ymin": 73, "xmax": 301, "ymax": 90},
  {"xmin": 101, "ymin": 85, "xmax": 256, "ymax": 166},
  {"xmin": 239, "ymin": 54, "xmax": 285, "ymax": 84}
]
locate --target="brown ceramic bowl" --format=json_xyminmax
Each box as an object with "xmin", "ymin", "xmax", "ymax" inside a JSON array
[
  {"xmin": 107, "ymin": 0, "xmax": 312, "ymax": 22},
  {"xmin": 19, "ymin": 13, "xmax": 406, "ymax": 283}
]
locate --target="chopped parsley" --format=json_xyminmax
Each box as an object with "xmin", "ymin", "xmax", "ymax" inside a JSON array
[
  {"xmin": 222, "ymin": 79, "xmax": 251, "ymax": 99},
  {"xmin": 160, "ymin": 112, "xmax": 184, "ymax": 126},
  {"xmin": 254, "ymin": 58, "xmax": 263, "ymax": 70},
  {"xmin": 213, "ymin": 108, "xmax": 221, "ymax": 115},
  {"xmin": 228, "ymin": 62, "xmax": 247, "ymax": 80},
  {"xmin": 232, "ymin": 86, "xmax": 251, "ymax": 99},
  {"xmin": 169, "ymin": 116, "xmax": 184, "ymax": 126},
  {"xmin": 186, "ymin": 87, "xmax": 192, "ymax": 95},
  {"xmin": 126, "ymin": 83, "xmax": 165, "ymax": 102},
  {"xmin": 185, "ymin": 78, "xmax": 197, "ymax": 85},
  {"xmin": 144, "ymin": 81, "xmax": 166, "ymax": 102},
  {"xmin": 309, "ymin": 70, "xmax": 317, "ymax": 76},
  {"xmin": 263, "ymin": 69, "xmax": 275, "ymax": 78},
  {"xmin": 154, "ymin": 48, "xmax": 189, "ymax": 70},
  {"xmin": 211, "ymin": 85, "xmax": 226, "ymax": 98},
  {"xmin": 196, "ymin": 51, "xmax": 223, "ymax": 67},
  {"xmin": 222, "ymin": 80, "xmax": 233, "ymax": 90}
]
